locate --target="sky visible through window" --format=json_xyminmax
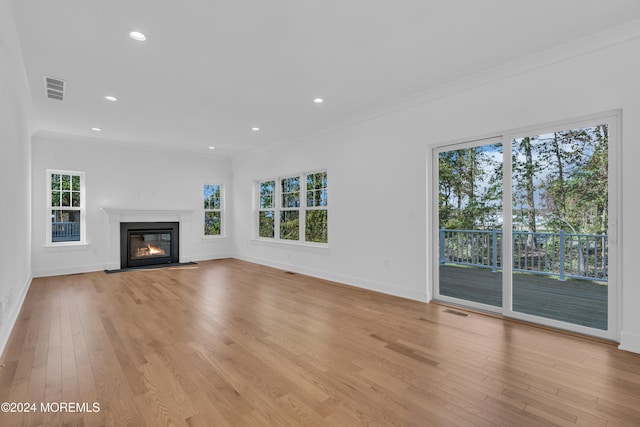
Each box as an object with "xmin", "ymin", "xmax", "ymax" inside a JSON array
[{"xmin": 439, "ymin": 125, "xmax": 607, "ymax": 233}]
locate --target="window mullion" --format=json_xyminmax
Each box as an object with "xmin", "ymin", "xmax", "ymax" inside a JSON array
[
  {"xmin": 275, "ymin": 178, "xmax": 281, "ymax": 240},
  {"xmin": 300, "ymin": 174, "xmax": 305, "ymax": 242}
]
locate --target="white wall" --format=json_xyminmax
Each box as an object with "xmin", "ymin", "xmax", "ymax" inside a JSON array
[
  {"xmin": 0, "ymin": 0, "xmax": 32, "ymax": 356},
  {"xmin": 232, "ymin": 36, "xmax": 640, "ymax": 353},
  {"xmin": 232, "ymin": 119, "xmax": 428, "ymax": 302},
  {"xmin": 31, "ymin": 134, "xmax": 233, "ymax": 276}
]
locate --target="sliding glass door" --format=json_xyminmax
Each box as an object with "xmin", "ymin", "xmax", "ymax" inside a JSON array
[
  {"xmin": 434, "ymin": 114, "xmax": 618, "ymax": 339},
  {"xmin": 436, "ymin": 138, "xmax": 503, "ymax": 312},
  {"xmin": 506, "ymin": 121, "xmax": 615, "ymax": 334}
]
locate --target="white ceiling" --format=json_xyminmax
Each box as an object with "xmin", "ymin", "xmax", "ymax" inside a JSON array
[{"xmin": 11, "ymin": 0, "xmax": 640, "ymax": 156}]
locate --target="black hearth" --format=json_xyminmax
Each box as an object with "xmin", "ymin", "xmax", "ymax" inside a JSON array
[{"xmin": 120, "ymin": 222, "xmax": 179, "ymax": 268}]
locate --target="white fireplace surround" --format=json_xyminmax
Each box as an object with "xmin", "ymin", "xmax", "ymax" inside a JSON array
[{"xmin": 101, "ymin": 207, "xmax": 194, "ymax": 270}]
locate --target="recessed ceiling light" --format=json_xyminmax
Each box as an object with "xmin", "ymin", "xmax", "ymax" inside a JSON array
[
  {"xmin": 208, "ymin": 146, "xmax": 216, "ymax": 150},
  {"xmin": 313, "ymin": 98, "xmax": 324, "ymax": 104},
  {"xmin": 129, "ymin": 31, "xmax": 147, "ymax": 41},
  {"xmin": 104, "ymin": 95, "xmax": 118, "ymax": 102},
  {"xmin": 252, "ymin": 127, "xmax": 260, "ymax": 132},
  {"xmin": 91, "ymin": 127, "xmax": 102, "ymax": 132}
]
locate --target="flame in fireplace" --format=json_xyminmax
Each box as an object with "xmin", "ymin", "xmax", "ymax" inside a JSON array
[{"xmin": 135, "ymin": 243, "xmax": 166, "ymax": 258}]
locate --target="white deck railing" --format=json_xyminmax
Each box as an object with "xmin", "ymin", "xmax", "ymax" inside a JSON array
[{"xmin": 439, "ymin": 228, "xmax": 608, "ymax": 282}]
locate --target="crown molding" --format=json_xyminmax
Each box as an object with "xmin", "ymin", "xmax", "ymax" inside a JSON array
[{"xmin": 240, "ymin": 18, "xmax": 640, "ymax": 158}]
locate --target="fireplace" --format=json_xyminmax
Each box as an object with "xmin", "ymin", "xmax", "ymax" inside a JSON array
[{"xmin": 120, "ymin": 222, "xmax": 179, "ymax": 269}]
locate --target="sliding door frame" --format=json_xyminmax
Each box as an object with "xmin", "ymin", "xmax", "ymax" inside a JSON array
[
  {"xmin": 431, "ymin": 110, "xmax": 621, "ymax": 341},
  {"xmin": 432, "ymin": 136, "xmax": 504, "ymax": 314}
]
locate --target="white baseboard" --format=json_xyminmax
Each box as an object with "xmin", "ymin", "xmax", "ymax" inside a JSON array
[
  {"xmin": 235, "ymin": 255, "xmax": 429, "ymax": 303},
  {"xmin": 619, "ymin": 331, "xmax": 640, "ymax": 354},
  {"xmin": 0, "ymin": 274, "xmax": 32, "ymax": 361},
  {"xmin": 55, "ymin": 255, "xmax": 232, "ymax": 274},
  {"xmin": 182, "ymin": 253, "xmax": 232, "ymax": 263},
  {"xmin": 105, "ymin": 262, "xmax": 120, "ymax": 271},
  {"xmin": 32, "ymin": 263, "xmax": 107, "ymax": 277}
]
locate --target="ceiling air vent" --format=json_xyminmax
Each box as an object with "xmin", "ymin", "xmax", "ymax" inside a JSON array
[{"xmin": 44, "ymin": 77, "xmax": 65, "ymax": 101}]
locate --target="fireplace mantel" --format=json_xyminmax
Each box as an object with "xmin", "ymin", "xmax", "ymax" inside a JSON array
[
  {"xmin": 101, "ymin": 207, "xmax": 194, "ymax": 220},
  {"xmin": 101, "ymin": 207, "xmax": 195, "ymax": 270}
]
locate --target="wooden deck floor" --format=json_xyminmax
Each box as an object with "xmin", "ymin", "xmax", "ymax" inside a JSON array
[
  {"xmin": 439, "ymin": 265, "xmax": 608, "ymax": 330},
  {"xmin": 1, "ymin": 259, "xmax": 637, "ymax": 426}
]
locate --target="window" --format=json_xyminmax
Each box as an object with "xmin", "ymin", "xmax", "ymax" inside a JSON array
[
  {"xmin": 280, "ymin": 176, "xmax": 300, "ymax": 240},
  {"xmin": 47, "ymin": 170, "xmax": 85, "ymax": 245},
  {"xmin": 258, "ymin": 180, "xmax": 275, "ymax": 238},
  {"xmin": 204, "ymin": 184, "xmax": 223, "ymax": 236},
  {"xmin": 257, "ymin": 170, "xmax": 328, "ymax": 244},
  {"xmin": 305, "ymin": 171, "xmax": 328, "ymax": 243}
]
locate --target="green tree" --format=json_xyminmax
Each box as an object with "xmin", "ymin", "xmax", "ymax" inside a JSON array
[
  {"xmin": 439, "ymin": 144, "xmax": 502, "ymax": 230},
  {"xmin": 537, "ymin": 126, "xmax": 608, "ymax": 234},
  {"xmin": 512, "ymin": 136, "xmax": 540, "ymax": 237}
]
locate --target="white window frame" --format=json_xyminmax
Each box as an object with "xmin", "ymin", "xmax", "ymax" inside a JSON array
[
  {"xmin": 280, "ymin": 175, "xmax": 302, "ymax": 241},
  {"xmin": 46, "ymin": 169, "xmax": 86, "ymax": 246},
  {"xmin": 258, "ymin": 179, "xmax": 276, "ymax": 238},
  {"xmin": 304, "ymin": 171, "xmax": 328, "ymax": 243},
  {"xmin": 203, "ymin": 183, "xmax": 224, "ymax": 237},
  {"xmin": 256, "ymin": 170, "xmax": 328, "ymax": 245}
]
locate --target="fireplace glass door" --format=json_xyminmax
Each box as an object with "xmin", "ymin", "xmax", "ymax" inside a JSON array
[{"xmin": 130, "ymin": 232, "xmax": 171, "ymax": 260}]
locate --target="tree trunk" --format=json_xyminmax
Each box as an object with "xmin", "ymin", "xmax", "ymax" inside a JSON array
[
  {"xmin": 553, "ymin": 132, "xmax": 566, "ymax": 216},
  {"xmin": 520, "ymin": 137, "xmax": 537, "ymax": 249}
]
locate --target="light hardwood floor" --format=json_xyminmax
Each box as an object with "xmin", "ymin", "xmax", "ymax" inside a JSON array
[{"xmin": 1, "ymin": 259, "xmax": 639, "ymax": 426}]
